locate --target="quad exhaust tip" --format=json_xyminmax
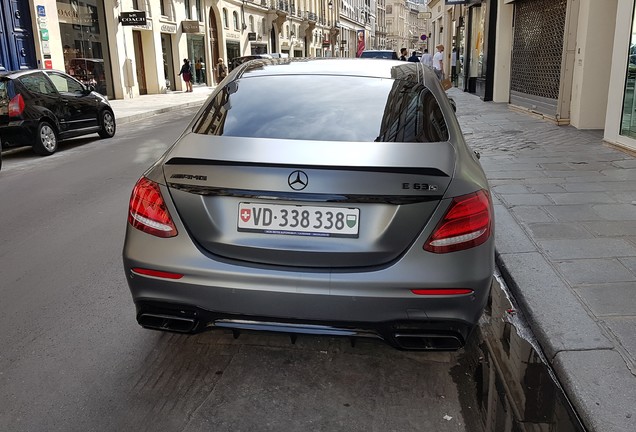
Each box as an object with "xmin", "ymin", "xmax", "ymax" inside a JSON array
[
  {"xmin": 138, "ymin": 313, "xmax": 197, "ymax": 333},
  {"xmin": 392, "ymin": 333, "xmax": 463, "ymax": 350}
]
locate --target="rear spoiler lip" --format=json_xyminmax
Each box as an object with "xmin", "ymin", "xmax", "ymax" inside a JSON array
[
  {"xmin": 166, "ymin": 184, "xmax": 444, "ymax": 204},
  {"xmin": 164, "ymin": 157, "xmax": 449, "ymax": 177}
]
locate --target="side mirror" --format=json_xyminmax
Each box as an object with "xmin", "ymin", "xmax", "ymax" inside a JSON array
[{"xmin": 448, "ymin": 97, "xmax": 457, "ymax": 112}]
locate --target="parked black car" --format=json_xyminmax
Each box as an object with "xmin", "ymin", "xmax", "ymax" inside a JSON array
[{"xmin": 0, "ymin": 69, "xmax": 116, "ymax": 158}]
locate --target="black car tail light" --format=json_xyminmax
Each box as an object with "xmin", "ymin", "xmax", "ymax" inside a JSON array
[
  {"xmin": 128, "ymin": 177, "xmax": 178, "ymax": 238},
  {"xmin": 423, "ymin": 190, "xmax": 492, "ymax": 253},
  {"xmin": 8, "ymin": 94, "xmax": 24, "ymax": 117}
]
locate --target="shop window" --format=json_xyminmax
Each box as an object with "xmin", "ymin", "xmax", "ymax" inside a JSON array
[
  {"xmin": 233, "ymin": 11, "xmax": 239, "ymax": 30},
  {"xmin": 621, "ymin": 8, "xmax": 636, "ymax": 138},
  {"xmin": 223, "ymin": 8, "xmax": 229, "ymax": 28}
]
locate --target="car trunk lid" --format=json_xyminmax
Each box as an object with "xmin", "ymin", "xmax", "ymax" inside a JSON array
[{"xmin": 163, "ymin": 134, "xmax": 455, "ymax": 268}]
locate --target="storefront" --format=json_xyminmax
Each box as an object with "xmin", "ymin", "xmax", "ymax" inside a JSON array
[
  {"xmin": 160, "ymin": 22, "xmax": 177, "ymax": 91},
  {"xmin": 56, "ymin": 0, "xmax": 113, "ymax": 97},
  {"xmin": 183, "ymin": 20, "xmax": 206, "ymax": 84},
  {"xmin": 461, "ymin": 0, "xmax": 496, "ymax": 101}
]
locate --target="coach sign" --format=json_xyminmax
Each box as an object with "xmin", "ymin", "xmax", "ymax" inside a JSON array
[{"xmin": 120, "ymin": 11, "xmax": 147, "ymax": 26}]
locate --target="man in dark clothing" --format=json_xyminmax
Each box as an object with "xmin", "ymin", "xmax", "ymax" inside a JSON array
[
  {"xmin": 399, "ymin": 48, "xmax": 407, "ymax": 61},
  {"xmin": 408, "ymin": 51, "xmax": 419, "ymax": 62}
]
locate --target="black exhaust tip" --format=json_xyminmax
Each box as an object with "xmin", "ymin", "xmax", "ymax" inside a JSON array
[
  {"xmin": 393, "ymin": 333, "xmax": 464, "ymax": 351},
  {"xmin": 138, "ymin": 313, "xmax": 197, "ymax": 333}
]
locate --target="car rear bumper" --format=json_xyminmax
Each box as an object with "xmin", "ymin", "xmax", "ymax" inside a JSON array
[
  {"xmin": 123, "ymin": 223, "xmax": 494, "ymax": 350},
  {"xmin": 0, "ymin": 121, "xmax": 37, "ymax": 146}
]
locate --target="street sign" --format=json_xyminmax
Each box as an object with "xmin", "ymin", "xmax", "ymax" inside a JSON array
[
  {"xmin": 39, "ymin": 29, "xmax": 49, "ymax": 41},
  {"xmin": 36, "ymin": 5, "xmax": 45, "ymax": 17},
  {"xmin": 421, "ymin": 34, "xmax": 427, "ymax": 41},
  {"xmin": 120, "ymin": 11, "xmax": 147, "ymax": 26}
]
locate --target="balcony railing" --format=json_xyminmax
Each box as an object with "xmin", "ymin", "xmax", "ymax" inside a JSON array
[{"xmin": 304, "ymin": 11, "xmax": 317, "ymax": 22}]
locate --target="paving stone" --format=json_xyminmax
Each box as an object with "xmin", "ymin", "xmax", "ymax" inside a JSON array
[
  {"xmin": 575, "ymin": 283, "xmax": 636, "ymax": 316},
  {"xmin": 556, "ymin": 259, "xmax": 635, "ymax": 285},
  {"xmin": 547, "ymin": 192, "xmax": 616, "ymax": 205},
  {"xmin": 509, "ymin": 206, "xmax": 554, "ymax": 223},
  {"xmin": 582, "ymin": 221, "xmax": 636, "ymax": 237},
  {"xmin": 563, "ymin": 183, "xmax": 616, "ymax": 192},
  {"xmin": 538, "ymin": 238, "xmax": 636, "ymax": 259},
  {"xmin": 491, "ymin": 184, "xmax": 530, "ymax": 194},
  {"xmin": 603, "ymin": 317, "xmax": 636, "ymax": 364},
  {"xmin": 500, "ymin": 193, "xmax": 554, "ymax": 206},
  {"xmin": 493, "ymin": 205, "xmax": 536, "ymax": 253},
  {"xmin": 544, "ymin": 170, "xmax": 604, "ymax": 178},
  {"xmin": 527, "ymin": 183, "xmax": 566, "ymax": 193},
  {"xmin": 592, "ymin": 204, "xmax": 636, "ymax": 221},
  {"xmin": 496, "ymin": 252, "xmax": 612, "ymax": 358},
  {"xmin": 618, "ymin": 257, "xmax": 636, "ymax": 275},
  {"xmin": 486, "ymin": 170, "xmax": 547, "ymax": 180},
  {"xmin": 553, "ymin": 350, "xmax": 636, "ymax": 432},
  {"xmin": 526, "ymin": 222, "xmax": 592, "ymax": 239},
  {"xmin": 543, "ymin": 205, "xmax": 603, "ymax": 221},
  {"xmin": 612, "ymin": 159, "xmax": 636, "ymax": 168},
  {"xmin": 600, "ymin": 168, "xmax": 636, "ymax": 180}
]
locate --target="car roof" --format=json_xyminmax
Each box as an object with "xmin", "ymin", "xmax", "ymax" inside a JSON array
[
  {"xmin": 235, "ymin": 57, "xmax": 437, "ymax": 83},
  {"xmin": 0, "ymin": 69, "xmax": 64, "ymax": 79}
]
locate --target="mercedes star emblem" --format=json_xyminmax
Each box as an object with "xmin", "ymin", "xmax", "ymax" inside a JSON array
[{"xmin": 288, "ymin": 170, "xmax": 309, "ymax": 191}]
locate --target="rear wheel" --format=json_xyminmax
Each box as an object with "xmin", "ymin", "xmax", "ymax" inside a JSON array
[
  {"xmin": 33, "ymin": 121, "xmax": 58, "ymax": 156},
  {"xmin": 98, "ymin": 109, "xmax": 116, "ymax": 138}
]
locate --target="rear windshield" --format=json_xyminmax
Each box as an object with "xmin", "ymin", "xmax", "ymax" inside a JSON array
[
  {"xmin": 192, "ymin": 75, "xmax": 449, "ymax": 143},
  {"xmin": 360, "ymin": 51, "xmax": 397, "ymax": 59}
]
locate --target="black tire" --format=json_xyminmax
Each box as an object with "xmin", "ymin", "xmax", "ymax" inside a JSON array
[
  {"xmin": 33, "ymin": 121, "xmax": 58, "ymax": 156},
  {"xmin": 98, "ymin": 109, "xmax": 116, "ymax": 138}
]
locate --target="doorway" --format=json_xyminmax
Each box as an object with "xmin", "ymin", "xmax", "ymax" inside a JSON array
[
  {"xmin": 132, "ymin": 31, "xmax": 147, "ymax": 95},
  {"xmin": 208, "ymin": 8, "xmax": 221, "ymax": 84},
  {"xmin": 160, "ymin": 33, "xmax": 175, "ymax": 91},
  {"xmin": 0, "ymin": 0, "xmax": 36, "ymax": 72}
]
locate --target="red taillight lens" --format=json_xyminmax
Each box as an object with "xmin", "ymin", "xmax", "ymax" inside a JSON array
[
  {"xmin": 131, "ymin": 268, "xmax": 184, "ymax": 279},
  {"xmin": 411, "ymin": 289, "xmax": 474, "ymax": 295},
  {"xmin": 8, "ymin": 94, "xmax": 24, "ymax": 117},
  {"xmin": 424, "ymin": 190, "xmax": 492, "ymax": 253},
  {"xmin": 128, "ymin": 177, "xmax": 177, "ymax": 238}
]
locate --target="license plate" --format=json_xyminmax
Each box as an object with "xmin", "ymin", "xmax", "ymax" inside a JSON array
[{"xmin": 238, "ymin": 202, "xmax": 360, "ymax": 238}]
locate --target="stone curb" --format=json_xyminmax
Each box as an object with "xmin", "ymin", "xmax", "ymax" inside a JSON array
[{"xmin": 493, "ymin": 201, "xmax": 636, "ymax": 432}]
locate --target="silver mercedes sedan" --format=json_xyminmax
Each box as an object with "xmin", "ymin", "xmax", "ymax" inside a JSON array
[{"xmin": 122, "ymin": 58, "xmax": 494, "ymax": 350}]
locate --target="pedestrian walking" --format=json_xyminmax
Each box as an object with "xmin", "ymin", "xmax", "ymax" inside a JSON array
[
  {"xmin": 408, "ymin": 51, "xmax": 419, "ymax": 62},
  {"xmin": 433, "ymin": 44, "xmax": 444, "ymax": 80},
  {"xmin": 217, "ymin": 58, "xmax": 227, "ymax": 83},
  {"xmin": 399, "ymin": 48, "xmax": 407, "ymax": 61},
  {"xmin": 178, "ymin": 58, "xmax": 193, "ymax": 92},
  {"xmin": 420, "ymin": 48, "xmax": 433, "ymax": 68},
  {"xmin": 195, "ymin": 58, "xmax": 202, "ymax": 84}
]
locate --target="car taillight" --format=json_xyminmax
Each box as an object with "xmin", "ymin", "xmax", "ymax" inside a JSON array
[
  {"xmin": 8, "ymin": 94, "xmax": 24, "ymax": 117},
  {"xmin": 128, "ymin": 177, "xmax": 177, "ymax": 238},
  {"xmin": 424, "ymin": 190, "xmax": 492, "ymax": 253}
]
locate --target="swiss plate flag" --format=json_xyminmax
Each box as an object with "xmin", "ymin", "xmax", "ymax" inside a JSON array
[{"xmin": 240, "ymin": 208, "xmax": 251, "ymax": 223}]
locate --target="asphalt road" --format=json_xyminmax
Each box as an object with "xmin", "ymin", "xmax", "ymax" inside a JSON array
[{"xmin": 0, "ymin": 110, "xmax": 489, "ymax": 432}]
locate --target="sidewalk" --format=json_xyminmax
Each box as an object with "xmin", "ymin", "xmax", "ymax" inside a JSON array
[
  {"xmin": 108, "ymin": 84, "xmax": 215, "ymax": 124},
  {"xmin": 448, "ymin": 87, "xmax": 636, "ymax": 432},
  {"xmin": 109, "ymin": 86, "xmax": 636, "ymax": 431}
]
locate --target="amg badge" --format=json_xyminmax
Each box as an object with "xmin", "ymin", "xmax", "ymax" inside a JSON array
[{"xmin": 170, "ymin": 174, "xmax": 208, "ymax": 181}]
